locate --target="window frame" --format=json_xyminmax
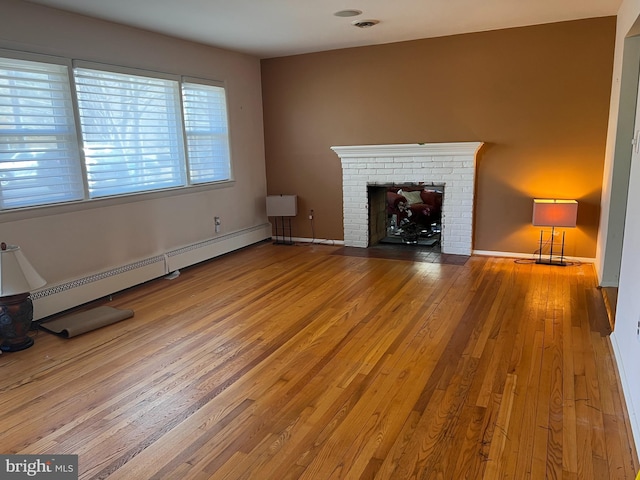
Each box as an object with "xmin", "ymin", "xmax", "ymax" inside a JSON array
[
  {"xmin": 73, "ymin": 61, "xmax": 189, "ymax": 198},
  {"xmin": 0, "ymin": 50, "xmax": 234, "ymax": 216},
  {"xmin": 181, "ymin": 76, "xmax": 234, "ymax": 185},
  {"xmin": 0, "ymin": 49, "xmax": 88, "ymax": 209}
]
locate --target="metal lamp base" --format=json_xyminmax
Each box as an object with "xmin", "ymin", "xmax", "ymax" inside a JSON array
[
  {"xmin": 536, "ymin": 227, "xmax": 568, "ymax": 267},
  {"xmin": 535, "ymin": 258, "xmax": 568, "ymax": 267},
  {"xmin": 0, "ymin": 293, "xmax": 35, "ymax": 352}
]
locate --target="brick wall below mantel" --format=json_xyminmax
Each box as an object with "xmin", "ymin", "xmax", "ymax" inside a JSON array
[{"xmin": 332, "ymin": 143, "xmax": 483, "ymax": 255}]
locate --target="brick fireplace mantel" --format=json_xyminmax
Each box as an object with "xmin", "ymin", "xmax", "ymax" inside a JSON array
[{"xmin": 331, "ymin": 142, "xmax": 483, "ymax": 255}]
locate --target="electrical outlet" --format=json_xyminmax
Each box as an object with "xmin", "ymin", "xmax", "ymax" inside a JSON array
[
  {"xmin": 214, "ymin": 216, "xmax": 221, "ymax": 233},
  {"xmin": 309, "ymin": 209, "xmax": 314, "ymax": 220},
  {"xmin": 637, "ymin": 319, "xmax": 640, "ymax": 341}
]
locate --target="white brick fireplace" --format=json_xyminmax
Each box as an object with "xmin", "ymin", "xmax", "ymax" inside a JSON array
[{"xmin": 331, "ymin": 142, "xmax": 483, "ymax": 256}]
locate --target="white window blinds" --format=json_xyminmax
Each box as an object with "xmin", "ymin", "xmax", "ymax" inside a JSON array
[
  {"xmin": 0, "ymin": 56, "xmax": 84, "ymax": 209},
  {"xmin": 73, "ymin": 67, "xmax": 186, "ymax": 198},
  {"xmin": 182, "ymin": 81, "xmax": 231, "ymax": 183},
  {"xmin": 1, "ymin": 53, "xmax": 233, "ymax": 211}
]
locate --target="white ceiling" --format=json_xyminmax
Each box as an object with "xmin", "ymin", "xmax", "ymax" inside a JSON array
[{"xmin": 26, "ymin": 0, "xmax": 622, "ymax": 59}]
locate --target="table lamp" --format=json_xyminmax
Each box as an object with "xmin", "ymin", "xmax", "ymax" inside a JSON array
[
  {"xmin": 0, "ymin": 242, "xmax": 46, "ymax": 351},
  {"xmin": 532, "ymin": 199, "xmax": 578, "ymax": 266}
]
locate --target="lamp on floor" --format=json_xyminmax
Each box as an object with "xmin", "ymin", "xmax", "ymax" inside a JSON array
[
  {"xmin": 0, "ymin": 242, "xmax": 46, "ymax": 351},
  {"xmin": 532, "ymin": 199, "xmax": 578, "ymax": 266}
]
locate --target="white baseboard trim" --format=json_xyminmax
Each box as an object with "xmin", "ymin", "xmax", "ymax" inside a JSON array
[
  {"xmin": 270, "ymin": 236, "xmax": 345, "ymax": 246},
  {"xmin": 33, "ymin": 223, "xmax": 272, "ymax": 320},
  {"xmin": 472, "ymin": 249, "xmax": 595, "ymax": 264}
]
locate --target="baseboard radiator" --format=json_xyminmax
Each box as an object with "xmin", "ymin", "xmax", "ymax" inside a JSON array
[{"xmin": 31, "ymin": 223, "xmax": 272, "ymax": 321}]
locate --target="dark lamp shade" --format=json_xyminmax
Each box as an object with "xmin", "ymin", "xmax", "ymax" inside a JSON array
[
  {"xmin": 532, "ymin": 199, "xmax": 578, "ymax": 228},
  {"xmin": 266, "ymin": 195, "xmax": 297, "ymax": 217},
  {"xmin": 0, "ymin": 245, "xmax": 46, "ymax": 296}
]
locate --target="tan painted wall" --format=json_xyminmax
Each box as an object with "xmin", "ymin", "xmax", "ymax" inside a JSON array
[{"xmin": 262, "ymin": 18, "xmax": 616, "ymax": 258}]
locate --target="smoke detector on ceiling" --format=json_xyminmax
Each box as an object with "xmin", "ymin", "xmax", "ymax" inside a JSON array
[
  {"xmin": 334, "ymin": 9, "xmax": 362, "ymax": 17},
  {"xmin": 352, "ymin": 19, "xmax": 379, "ymax": 28}
]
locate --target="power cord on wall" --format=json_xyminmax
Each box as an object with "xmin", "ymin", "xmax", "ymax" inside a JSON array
[{"xmin": 303, "ymin": 210, "xmax": 336, "ymax": 246}]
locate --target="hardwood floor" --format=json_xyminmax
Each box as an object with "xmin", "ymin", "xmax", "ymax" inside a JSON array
[{"xmin": 1, "ymin": 242, "xmax": 638, "ymax": 479}]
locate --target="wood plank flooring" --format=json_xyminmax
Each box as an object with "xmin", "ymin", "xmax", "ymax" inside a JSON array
[{"xmin": 0, "ymin": 242, "xmax": 638, "ymax": 479}]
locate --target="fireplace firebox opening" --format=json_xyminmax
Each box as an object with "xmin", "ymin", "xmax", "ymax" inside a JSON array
[{"xmin": 368, "ymin": 184, "xmax": 444, "ymax": 248}]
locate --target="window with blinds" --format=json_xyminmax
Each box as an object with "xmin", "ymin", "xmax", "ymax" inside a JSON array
[
  {"xmin": 74, "ymin": 67, "xmax": 186, "ymax": 198},
  {"xmin": 0, "ymin": 56, "xmax": 84, "ymax": 209},
  {"xmin": 0, "ymin": 52, "xmax": 233, "ymax": 211},
  {"xmin": 182, "ymin": 81, "xmax": 231, "ymax": 183}
]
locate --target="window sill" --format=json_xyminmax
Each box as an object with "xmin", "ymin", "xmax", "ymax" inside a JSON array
[{"xmin": 0, "ymin": 180, "xmax": 235, "ymax": 224}]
